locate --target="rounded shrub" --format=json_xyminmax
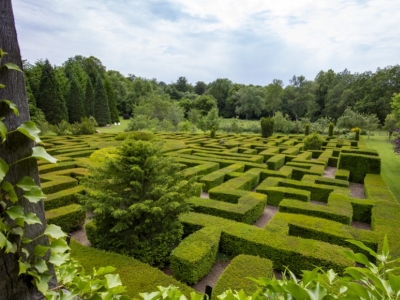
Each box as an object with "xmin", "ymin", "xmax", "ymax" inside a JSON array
[
  {"xmin": 260, "ymin": 117, "xmax": 274, "ymax": 138},
  {"xmin": 210, "ymin": 126, "xmax": 216, "ymax": 138},
  {"xmin": 328, "ymin": 122, "xmax": 334, "ymax": 136},
  {"xmin": 115, "ymin": 131, "xmax": 156, "ymax": 141},
  {"xmin": 305, "ymin": 123, "xmax": 310, "ymax": 136},
  {"xmin": 303, "ymin": 132, "xmax": 324, "ymax": 150}
]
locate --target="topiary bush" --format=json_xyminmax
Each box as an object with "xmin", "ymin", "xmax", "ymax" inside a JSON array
[
  {"xmin": 303, "ymin": 132, "xmax": 324, "ymax": 150},
  {"xmin": 328, "ymin": 122, "xmax": 334, "ymax": 136},
  {"xmin": 260, "ymin": 117, "xmax": 274, "ymax": 138},
  {"xmin": 305, "ymin": 123, "xmax": 310, "ymax": 135},
  {"xmin": 210, "ymin": 126, "xmax": 216, "ymax": 138}
]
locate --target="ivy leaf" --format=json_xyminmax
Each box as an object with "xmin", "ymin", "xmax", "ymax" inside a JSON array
[
  {"xmin": 6, "ymin": 205, "xmax": 25, "ymax": 220},
  {"xmin": 0, "ymin": 232, "xmax": 8, "ymax": 249},
  {"xmin": 0, "ymin": 99, "xmax": 19, "ymax": 116},
  {"xmin": 1, "ymin": 180, "xmax": 17, "ymax": 203},
  {"xmin": 11, "ymin": 226, "xmax": 24, "ymax": 237},
  {"xmin": 17, "ymin": 121, "xmax": 41, "ymax": 143},
  {"xmin": 34, "ymin": 258, "xmax": 48, "ymax": 273},
  {"xmin": 45, "ymin": 224, "xmax": 67, "ymax": 239},
  {"xmin": 49, "ymin": 238, "xmax": 69, "ymax": 254},
  {"xmin": 35, "ymin": 275, "xmax": 50, "ymax": 295},
  {"xmin": 105, "ymin": 274, "xmax": 122, "ymax": 289},
  {"xmin": 23, "ymin": 186, "xmax": 46, "ymax": 203},
  {"xmin": 24, "ymin": 212, "xmax": 42, "ymax": 225},
  {"xmin": 32, "ymin": 146, "xmax": 58, "ymax": 164},
  {"xmin": 2, "ymin": 63, "xmax": 22, "ymax": 72},
  {"xmin": 0, "ymin": 120, "xmax": 7, "ymax": 142},
  {"xmin": 34, "ymin": 244, "xmax": 49, "ymax": 257},
  {"xmin": 16, "ymin": 176, "xmax": 38, "ymax": 191},
  {"xmin": 49, "ymin": 252, "xmax": 68, "ymax": 267},
  {"xmin": 0, "ymin": 83, "xmax": 5, "ymax": 88},
  {"xmin": 18, "ymin": 257, "xmax": 30, "ymax": 275},
  {"xmin": 96, "ymin": 266, "xmax": 116, "ymax": 276},
  {"xmin": 0, "ymin": 157, "xmax": 9, "ymax": 182}
]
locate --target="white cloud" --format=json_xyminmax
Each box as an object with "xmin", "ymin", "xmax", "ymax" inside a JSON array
[{"xmin": 12, "ymin": 0, "xmax": 400, "ymax": 85}]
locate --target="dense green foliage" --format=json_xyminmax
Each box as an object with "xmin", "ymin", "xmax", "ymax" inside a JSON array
[
  {"xmin": 303, "ymin": 132, "xmax": 324, "ymax": 150},
  {"xmin": 93, "ymin": 74, "xmax": 111, "ymax": 126},
  {"xmin": 36, "ymin": 59, "xmax": 68, "ymax": 124},
  {"xmin": 81, "ymin": 139, "xmax": 197, "ymax": 267},
  {"xmin": 260, "ymin": 117, "xmax": 274, "ymax": 138}
]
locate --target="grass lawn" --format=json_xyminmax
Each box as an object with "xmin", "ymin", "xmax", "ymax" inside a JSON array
[
  {"xmin": 96, "ymin": 117, "xmax": 130, "ymax": 134},
  {"xmin": 363, "ymin": 134, "xmax": 400, "ymax": 203}
]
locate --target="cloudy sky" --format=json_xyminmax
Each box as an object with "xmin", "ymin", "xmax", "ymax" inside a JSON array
[{"xmin": 12, "ymin": 0, "xmax": 400, "ymax": 86}]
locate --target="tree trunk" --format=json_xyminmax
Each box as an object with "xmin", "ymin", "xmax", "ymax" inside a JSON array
[{"xmin": 0, "ymin": 1, "xmax": 54, "ymax": 299}]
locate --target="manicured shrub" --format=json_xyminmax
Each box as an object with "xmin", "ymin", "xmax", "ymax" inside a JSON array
[
  {"xmin": 213, "ymin": 255, "xmax": 273, "ymax": 299},
  {"xmin": 328, "ymin": 122, "xmax": 334, "ymax": 136},
  {"xmin": 351, "ymin": 127, "xmax": 361, "ymax": 141},
  {"xmin": 114, "ymin": 131, "xmax": 156, "ymax": 141},
  {"xmin": 45, "ymin": 204, "xmax": 85, "ymax": 233},
  {"xmin": 305, "ymin": 123, "xmax": 310, "ymax": 135},
  {"xmin": 338, "ymin": 153, "xmax": 381, "ymax": 183},
  {"xmin": 303, "ymin": 132, "xmax": 324, "ymax": 150},
  {"xmin": 210, "ymin": 126, "xmax": 216, "ymax": 138},
  {"xmin": 170, "ymin": 227, "xmax": 221, "ymax": 284},
  {"xmin": 260, "ymin": 117, "xmax": 274, "ymax": 138}
]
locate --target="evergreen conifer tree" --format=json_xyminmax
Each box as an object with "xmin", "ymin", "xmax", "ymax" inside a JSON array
[
  {"xmin": 85, "ymin": 76, "xmax": 95, "ymax": 117},
  {"xmin": 67, "ymin": 74, "xmax": 85, "ymax": 123},
  {"xmin": 104, "ymin": 77, "xmax": 119, "ymax": 123},
  {"xmin": 93, "ymin": 74, "xmax": 110, "ymax": 126},
  {"xmin": 36, "ymin": 59, "xmax": 68, "ymax": 124}
]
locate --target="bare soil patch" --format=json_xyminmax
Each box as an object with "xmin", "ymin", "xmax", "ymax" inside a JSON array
[
  {"xmin": 201, "ymin": 191, "xmax": 209, "ymax": 199},
  {"xmin": 323, "ymin": 166, "xmax": 336, "ymax": 178},
  {"xmin": 254, "ymin": 205, "xmax": 279, "ymax": 228}
]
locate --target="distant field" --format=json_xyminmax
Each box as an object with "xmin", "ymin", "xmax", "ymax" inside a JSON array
[
  {"xmin": 363, "ymin": 133, "xmax": 400, "ymax": 203},
  {"xmin": 96, "ymin": 117, "xmax": 130, "ymax": 133}
]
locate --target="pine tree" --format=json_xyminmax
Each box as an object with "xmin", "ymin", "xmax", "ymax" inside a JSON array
[
  {"xmin": 85, "ymin": 76, "xmax": 94, "ymax": 117},
  {"xmin": 66, "ymin": 74, "xmax": 85, "ymax": 123},
  {"xmin": 104, "ymin": 77, "xmax": 119, "ymax": 123},
  {"xmin": 36, "ymin": 59, "xmax": 68, "ymax": 124},
  {"xmin": 93, "ymin": 74, "xmax": 110, "ymax": 126}
]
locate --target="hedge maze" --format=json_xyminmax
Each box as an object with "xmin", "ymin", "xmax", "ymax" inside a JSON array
[{"xmin": 38, "ymin": 132, "xmax": 400, "ymax": 296}]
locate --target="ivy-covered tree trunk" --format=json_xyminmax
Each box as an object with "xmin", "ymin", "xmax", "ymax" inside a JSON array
[{"xmin": 0, "ymin": 1, "xmax": 53, "ymax": 299}]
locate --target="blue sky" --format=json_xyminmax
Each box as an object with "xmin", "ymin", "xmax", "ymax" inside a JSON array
[{"xmin": 12, "ymin": 0, "xmax": 400, "ymax": 86}]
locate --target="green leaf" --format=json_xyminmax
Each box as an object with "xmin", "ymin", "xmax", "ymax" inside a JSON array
[
  {"xmin": 302, "ymin": 267, "xmax": 320, "ymax": 286},
  {"xmin": 139, "ymin": 291, "xmax": 160, "ymax": 300},
  {"xmin": 0, "ymin": 99, "xmax": 19, "ymax": 116},
  {"xmin": 1, "ymin": 181, "xmax": 17, "ymax": 203},
  {"xmin": 17, "ymin": 121, "xmax": 41, "ymax": 143},
  {"xmin": 23, "ymin": 186, "xmax": 46, "ymax": 203},
  {"xmin": 0, "ymin": 231, "xmax": 7, "ymax": 249},
  {"xmin": 0, "ymin": 120, "xmax": 7, "ymax": 142},
  {"xmin": 284, "ymin": 282, "xmax": 310, "ymax": 299},
  {"xmin": 34, "ymin": 244, "xmax": 49, "ymax": 256},
  {"xmin": 49, "ymin": 252, "xmax": 68, "ymax": 267},
  {"xmin": 389, "ymin": 274, "xmax": 400, "ymax": 293},
  {"xmin": 18, "ymin": 257, "xmax": 30, "ymax": 275},
  {"xmin": 16, "ymin": 176, "xmax": 39, "ymax": 191},
  {"xmin": 11, "ymin": 226, "xmax": 24, "ymax": 236},
  {"xmin": 96, "ymin": 266, "xmax": 116, "ymax": 276},
  {"xmin": 0, "ymin": 157, "xmax": 9, "ymax": 181},
  {"xmin": 2, "ymin": 62, "xmax": 22, "ymax": 72},
  {"xmin": 24, "ymin": 212, "xmax": 42, "ymax": 225},
  {"xmin": 105, "ymin": 273, "xmax": 122, "ymax": 289},
  {"xmin": 0, "ymin": 83, "xmax": 5, "ymax": 88},
  {"xmin": 35, "ymin": 275, "xmax": 50, "ymax": 295},
  {"xmin": 345, "ymin": 239, "xmax": 377, "ymax": 258},
  {"xmin": 345, "ymin": 282, "xmax": 372, "ymax": 300},
  {"xmin": 343, "ymin": 250, "xmax": 371, "ymax": 266},
  {"xmin": 34, "ymin": 258, "xmax": 48, "ymax": 273},
  {"xmin": 306, "ymin": 282, "xmax": 327, "ymax": 300},
  {"xmin": 32, "ymin": 146, "xmax": 58, "ymax": 163},
  {"xmin": 49, "ymin": 238, "xmax": 69, "ymax": 254},
  {"xmin": 382, "ymin": 235, "xmax": 390, "ymax": 257},
  {"xmin": 6, "ymin": 205, "xmax": 25, "ymax": 220},
  {"xmin": 45, "ymin": 224, "xmax": 67, "ymax": 239}
]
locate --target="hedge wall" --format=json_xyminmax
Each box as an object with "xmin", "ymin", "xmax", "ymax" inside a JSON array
[
  {"xmin": 338, "ymin": 153, "xmax": 381, "ymax": 183},
  {"xmin": 45, "ymin": 204, "xmax": 85, "ymax": 233}
]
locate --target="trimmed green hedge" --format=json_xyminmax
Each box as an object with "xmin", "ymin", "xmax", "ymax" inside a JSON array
[
  {"xmin": 41, "ymin": 176, "xmax": 78, "ymax": 194},
  {"xmin": 45, "ymin": 204, "xmax": 85, "ymax": 233},
  {"xmin": 170, "ymin": 227, "xmax": 221, "ymax": 284},
  {"xmin": 257, "ymin": 187, "xmax": 310, "ymax": 206},
  {"xmin": 70, "ymin": 240, "xmax": 194, "ymax": 298},
  {"xmin": 266, "ymin": 154, "xmax": 286, "ymax": 170},
  {"xmin": 200, "ymin": 164, "xmax": 245, "ymax": 192},
  {"xmin": 44, "ymin": 185, "xmax": 85, "ymax": 210},
  {"xmin": 335, "ymin": 169, "xmax": 350, "ymax": 181},
  {"xmin": 213, "ymin": 255, "xmax": 273, "ymax": 299},
  {"xmin": 338, "ymin": 153, "xmax": 381, "ymax": 183},
  {"xmin": 180, "ymin": 212, "xmax": 354, "ymax": 275}
]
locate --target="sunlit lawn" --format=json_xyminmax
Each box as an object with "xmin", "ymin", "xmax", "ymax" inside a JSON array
[
  {"xmin": 363, "ymin": 132, "xmax": 400, "ymax": 203},
  {"xmin": 96, "ymin": 117, "xmax": 130, "ymax": 134}
]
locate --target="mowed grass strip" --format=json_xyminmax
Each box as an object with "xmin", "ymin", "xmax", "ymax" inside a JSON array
[{"xmin": 363, "ymin": 135, "xmax": 400, "ymax": 203}]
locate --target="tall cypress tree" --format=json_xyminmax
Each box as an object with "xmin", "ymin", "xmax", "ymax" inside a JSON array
[
  {"xmin": 85, "ymin": 76, "xmax": 94, "ymax": 117},
  {"xmin": 67, "ymin": 74, "xmax": 85, "ymax": 123},
  {"xmin": 36, "ymin": 59, "xmax": 68, "ymax": 124},
  {"xmin": 104, "ymin": 77, "xmax": 119, "ymax": 123},
  {"xmin": 93, "ymin": 74, "xmax": 110, "ymax": 126}
]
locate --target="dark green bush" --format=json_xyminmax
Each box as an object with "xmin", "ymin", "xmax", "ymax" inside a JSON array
[
  {"xmin": 305, "ymin": 123, "xmax": 310, "ymax": 135},
  {"xmin": 338, "ymin": 153, "xmax": 381, "ymax": 183},
  {"xmin": 303, "ymin": 132, "xmax": 324, "ymax": 150},
  {"xmin": 260, "ymin": 117, "xmax": 274, "ymax": 138},
  {"xmin": 328, "ymin": 122, "xmax": 334, "ymax": 136}
]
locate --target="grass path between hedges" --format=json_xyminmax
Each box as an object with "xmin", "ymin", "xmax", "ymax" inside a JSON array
[{"xmin": 363, "ymin": 135, "xmax": 400, "ymax": 203}]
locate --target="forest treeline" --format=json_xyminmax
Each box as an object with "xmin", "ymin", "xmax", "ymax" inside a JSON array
[{"xmin": 24, "ymin": 55, "xmax": 400, "ymax": 128}]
